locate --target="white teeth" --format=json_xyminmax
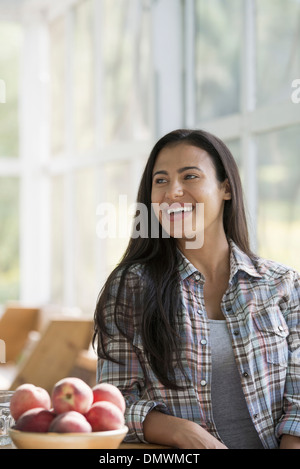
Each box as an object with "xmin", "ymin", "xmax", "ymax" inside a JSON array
[{"xmin": 167, "ymin": 206, "xmax": 193, "ymax": 215}]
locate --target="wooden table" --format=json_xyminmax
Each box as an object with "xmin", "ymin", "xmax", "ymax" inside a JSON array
[
  {"xmin": 1, "ymin": 443, "xmax": 171, "ymax": 449},
  {"xmin": 120, "ymin": 443, "xmax": 172, "ymax": 449}
]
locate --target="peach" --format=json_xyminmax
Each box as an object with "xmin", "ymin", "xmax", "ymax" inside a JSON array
[
  {"xmin": 51, "ymin": 377, "xmax": 93, "ymax": 415},
  {"xmin": 15, "ymin": 407, "xmax": 56, "ymax": 433},
  {"xmin": 92, "ymin": 383, "xmax": 126, "ymax": 414},
  {"xmin": 10, "ymin": 383, "xmax": 51, "ymax": 421},
  {"xmin": 85, "ymin": 401, "xmax": 125, "ymax": 432},
  {"xmin": 49, "ymin": 411, "xmax": 92, "ymax": 433}
]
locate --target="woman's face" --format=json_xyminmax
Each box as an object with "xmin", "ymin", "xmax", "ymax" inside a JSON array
[{"xmin": 150, "ymin": 143, "xmax": 231, "ymax": 247}]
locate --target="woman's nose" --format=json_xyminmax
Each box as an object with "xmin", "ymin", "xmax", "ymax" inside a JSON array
[{"xmin": 165, "ymin": 180, "xmax": 184, "ymax": 200}]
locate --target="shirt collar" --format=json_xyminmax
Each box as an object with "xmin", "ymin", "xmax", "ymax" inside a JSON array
[
  {"xmin": 177, "ymin": 248, "xmax": 200, "ymax": 281},
  {"xmin": 177, "ymin": 239, "xmax": 262, "ymax": 282},
  {"xmin": 228, "ymin": 239, "xmax": 262, "ymax": 280}
]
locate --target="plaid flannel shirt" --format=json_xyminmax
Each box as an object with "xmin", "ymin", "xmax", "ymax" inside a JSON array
[{"xmin": 97, "ymin": 240, "xmax": 300, "ymax": 449}]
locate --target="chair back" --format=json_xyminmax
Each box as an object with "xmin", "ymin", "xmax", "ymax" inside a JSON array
[
  {"xmin": 0, "ymin": 306, "xmax": 40, "ymax": 363},
  {"xmin": 9, "ymin": 317, "xmax": 94, "ymax": 393}
]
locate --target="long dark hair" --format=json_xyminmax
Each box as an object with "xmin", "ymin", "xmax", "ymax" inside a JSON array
[{"xmin": 93, "ymin": 129, "xmax": 254, "ymax": 389}]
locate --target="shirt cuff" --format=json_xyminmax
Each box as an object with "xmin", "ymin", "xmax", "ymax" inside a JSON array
[
  {"xmin": 124, "ymin": 400, "xmax": 170, "ymax": 444},
  {"xmin": 275, "ymin": 416, "xmax": 300, "ymax": 440}
]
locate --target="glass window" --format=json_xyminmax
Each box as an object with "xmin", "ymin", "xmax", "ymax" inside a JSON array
[
  {"xmin": 256, "ymin": 125, "xmax": 300, "ymax": 271},
  {"xmin": 102, "ymin": 0, "xmax": 152, "ymax": 142},
  {"xmin": 50, "ymin": 17, "xmax": 66, "ymax": 156},
  {"xmin": 0, "ymin": 23, "xmax": 22, "ymax": 157},
  {"xmin": 50, "ymin": 176, "xmax": 64, "ymax": 304},
  {"xmin": 74, "ymin": 0, "xmax": 95, "ymax": 153},
  {"xmin": 0, "ymin": 177, "xmax": 20, "ymax": 303},
  {"xmin": 194, "ymin": 0, "xmax": 242, "ymax": 122},
  {"xmin": 224, "ymin": 139, "xmax": 243, "ymax": 182},
  {"xmin": 256, "ymin": 0, "xmax": 300, "ymax": 106},
  {"xmin": 101, "ymin": 161, "xmax": 132, "ymax": 272},
  {"xmin": 73, "ymin": 169, "xmax": 98, "ymax": 312}
]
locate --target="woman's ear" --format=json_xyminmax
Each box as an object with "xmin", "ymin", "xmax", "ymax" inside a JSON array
[{"xmin": 223, "ymin": 178, "xmax": 232, "ymax": 200}]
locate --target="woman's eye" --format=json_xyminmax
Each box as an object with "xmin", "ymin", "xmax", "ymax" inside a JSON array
[
  {"xmin": 184, "ymin": 174, "xmax": 198, "ymax": 180},
  {"xmin": 154, "ymin": 178, "xmax": 167, "ymax": 184}
]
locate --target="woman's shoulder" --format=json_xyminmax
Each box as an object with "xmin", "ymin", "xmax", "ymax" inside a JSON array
[
  {"xmin": 253, "ymin": 254, "xmax": 299, "ymax": 282},
  {"xmin": 110, "ymin": 262, "xmax": 149, "ymax": 287}
]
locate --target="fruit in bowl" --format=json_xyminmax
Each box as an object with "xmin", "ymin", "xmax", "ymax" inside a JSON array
[
  {"xmin": 92, "ymin": 383, "xmax": 126, "ymax": 413},
  {"xmin": 9, "ymin": 377, "xmax": 128, "ymax": 449},
  {"xmin": 14, "ymin": 408, "xmax": 55, "ymax": 432},
  {"xmin": 49, "ymin": 411, "xmax": 92, "ymax": 433},
  {"xmin": 10, "ymin": 383, "xmax": 51, "ymax": 421},
  {"xmin": 85, "ymin": 401, "xmax": 125, "ymax": 432},
  {"xmin": 51, "ymin": 377, "xmax": 94, "ymax": 415}
]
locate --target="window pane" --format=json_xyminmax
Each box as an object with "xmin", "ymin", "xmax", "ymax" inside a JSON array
[
  {"xmin": 102, "ymin": 0, "xmax": 152, "ymax": 142},
  {"xmin": 0, "ymin": 23, "xmax": 22, "ymax": 157},
  {"xmin": 225, "ymin": 139, "xmax": 241, "ymax": 165},
  {"xmin": 50, "ymin": 176, "xmax": 64, "ymax": 304},
  {"xmin": 50, "ymin": 17, "xmax": 65, "ymax": 156},
  {"xmin": 73, "ymin": 169, "xmax": 98, "ymax": 313},
  {"xmin": 224, "ymin": 139, "xmax": 243, "ymax": 181},
  {"xmin": 256, "ymin": 125, "xmax": 300, "ymax": 271},
  {"xmin": 194, "ymin": 0, "xmax": 242, "ymax": 122},
  {"xmin": 0, "ymin": 178, "xmax": 20, "ymax": 303},
  {"xmin": 256, "ymin": 0, "xmax": 300, "ymax": 106},
  {"xmin": 101, "ymin": 161, "xmax": 132, "ymax": 272},
  {"xmin": 74, "ymin": 0, "xmax": 95, "ymax": 153}
]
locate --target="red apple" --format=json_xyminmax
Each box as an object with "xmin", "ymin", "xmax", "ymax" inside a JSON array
[
  {"xmin": 92, "ymin": 383, "xmax": 126, "ymax": 414},
  {"xmin": 15, "ymin": 407, "xmax": 56, "ymax": 432},
  {"xmin": 85, "ymin": 401, "xmax": 125, "ymax": 432},
  {"xmin": 51, "ymin": 377, "xmax": 93, "ymax": 415},
  {"xmin": 49, "ymin": 411, "xmax": 92, "ymax": 433},
  {"xmin": 10, "ymin": 383, "xmax": 51, "ymax": 421}
]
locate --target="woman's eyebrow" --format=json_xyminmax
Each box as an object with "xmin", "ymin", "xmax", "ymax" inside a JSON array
[
  {"xmin": 177, "ymin": 166, "xmax": 203, "ymax": 174},
  {"xmin": 152, "ymin": 166, "xmax": 203, "ymax": 178}
]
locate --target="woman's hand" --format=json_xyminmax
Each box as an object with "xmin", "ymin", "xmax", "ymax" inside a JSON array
[{"xmin": 143, "ymin": 410, "xmax": 227, "ymax": 449}]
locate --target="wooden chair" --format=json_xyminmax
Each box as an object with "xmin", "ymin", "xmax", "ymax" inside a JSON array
[
  {"xmin": 8, "ymin": 317, "xmax": 94, "ymax": 393},
  {"xmin": 0, "ymin": 305, "xmax": 40, "ymax": 363}
]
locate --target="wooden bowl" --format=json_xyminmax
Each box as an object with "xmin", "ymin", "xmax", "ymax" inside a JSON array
[{"xmin": 9, "ymin": 426, "xmax": 128, "ymax": 449}]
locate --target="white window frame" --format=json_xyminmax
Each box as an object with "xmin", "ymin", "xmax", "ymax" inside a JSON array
[
  {"xmin": 18, "ymin": 0, "xmax": 155, "ymax": 308},
  {"xmin": 4, "ymin": 0, "xmax": 299, "ymax": 307},
  {"xmin": 183, "ymin": 0, "xmax": 300, "ymax": 251}
]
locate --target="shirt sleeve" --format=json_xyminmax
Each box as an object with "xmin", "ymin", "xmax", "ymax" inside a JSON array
[
  {"xmin": 275, "ymin": 271, "xmax": 300, "ymax": 440},
  {"xmin": 96, "ymin": 268, "xmax": 170, "ymax": 443}
]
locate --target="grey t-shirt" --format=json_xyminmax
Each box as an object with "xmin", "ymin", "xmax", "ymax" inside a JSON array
[{"xmin": 210, "ymin": 319, "xmax": 264, "ymax": 449}]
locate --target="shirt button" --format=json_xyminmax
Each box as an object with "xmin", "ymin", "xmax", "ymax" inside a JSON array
[
  {"xmin": 243, "ymin": 371, "xmax": 249, "ymax": 378},
  {"xmin": 278, "ymin": 326, "xmax": 284, "ymax": 332},
  {"xmin": 200, "ymin": 380, "xmax": 207, "ymax": 386},
  {"xmin": 233, "ymin": 330, "xmax": 239, "ymax": 336},
  {"xmin": 200, "ymin": 339, "xmax": 207, "ymax": 345},
  {"xmin": 195, "ymin": 274, "xmax": 201, "ymax": 281},
  {"xmin": 197, "ymin": 309, "xmax": 203, "ymax": 315}
]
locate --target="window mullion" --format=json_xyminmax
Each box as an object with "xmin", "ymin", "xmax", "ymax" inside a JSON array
[
  {"xmin": 63, "ymin": 8, "xmax": 75, "ymax": 307},
  {"xmin": 241, "ymin": 0, "xmax": 257, "ymax": 251},
  {"xmin": 183, "ymin": 0, "xmax": 196, "ymax": 128}
]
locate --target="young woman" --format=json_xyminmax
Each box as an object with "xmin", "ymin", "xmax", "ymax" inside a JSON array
[{"xmin": 93, "ymin": 129, "xmax": 300, "ymax": 449}]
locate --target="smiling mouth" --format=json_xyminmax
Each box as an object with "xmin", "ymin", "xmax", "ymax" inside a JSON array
[{"xmin": 167, "ymin": 206, "xmax": 193, "ymax": 215}]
